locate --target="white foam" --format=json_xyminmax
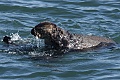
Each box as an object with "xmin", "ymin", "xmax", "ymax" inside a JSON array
[{"xmin": 10, "ymin": 33, "xmax": 22, "ymax": 41}]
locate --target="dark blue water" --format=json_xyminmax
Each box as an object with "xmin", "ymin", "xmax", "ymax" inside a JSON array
[{"xmin": 0, "ymin": 0, "xmax": 120, "ymax": 80}]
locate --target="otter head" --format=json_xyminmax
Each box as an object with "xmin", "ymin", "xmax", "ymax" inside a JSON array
[
  {"xmin": 31, "ymin": 22, "xmax": 57, "ymax": 39},
  {"xmin": 31, "ymin": 22, "xmax": 69, "ymax": 47}
]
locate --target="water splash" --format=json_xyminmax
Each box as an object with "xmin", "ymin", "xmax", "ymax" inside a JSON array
[
  {"xmin": 1, "ymin": 33, "xmax": 49, "ymax": 57},
  {"xmin": 9, "ymin": 32, "xmax": 44, "ymax": 48},
  {"xmin": 35, "ymin": 36, "xmax": 39, "ymax": 48},
  {"xmin": 10, "ymin": 33, "xmax": 22, "ymax": 41}
]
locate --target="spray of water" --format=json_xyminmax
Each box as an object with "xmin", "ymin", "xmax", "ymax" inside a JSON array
[
  {"xmin": 3, "ymin": 33, "xmax": 50, "ymax": 57},
  {"xmin": 35, "ymin": 36, "xmax": 40, "ymax": 48},
  {"xmin": 10, "ymin": 33, "xmax": 22, "ymax": 41}
]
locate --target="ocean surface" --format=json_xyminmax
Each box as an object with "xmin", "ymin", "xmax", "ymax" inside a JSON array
[{"xmin": 0, "ymin": 0, "xmax": 120, "ymax": 80}]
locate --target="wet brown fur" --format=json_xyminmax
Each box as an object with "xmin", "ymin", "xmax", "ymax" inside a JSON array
[{"xmin": 31, "ymin": 22, "xmax": 115, "ymax": 50}]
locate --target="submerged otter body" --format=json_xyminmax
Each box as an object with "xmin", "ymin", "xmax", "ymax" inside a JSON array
[{"xmin": 31, "ymin": 22, "xmax": 115, "ymax": 51}]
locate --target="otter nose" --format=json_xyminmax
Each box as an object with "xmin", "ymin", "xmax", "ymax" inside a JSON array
[{"xmin": 31, "ymin": 28, "xmax": 36, "ymax": 36}]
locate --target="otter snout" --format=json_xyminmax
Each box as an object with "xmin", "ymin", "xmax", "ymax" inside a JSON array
[
  {"xmin": 31, "ymin": 28, "xmax": 36, "ymax": 36},
  {"xmin": 31, "ymin": 28, "xmax": 42, "ymax": 38}
]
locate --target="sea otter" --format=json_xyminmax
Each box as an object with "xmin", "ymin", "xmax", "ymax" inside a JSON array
[{"xmin": 31, "ymin": 22, "xmax": 115, "ymax": 51}]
